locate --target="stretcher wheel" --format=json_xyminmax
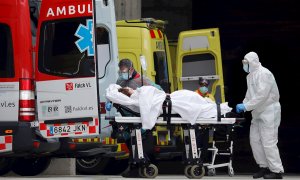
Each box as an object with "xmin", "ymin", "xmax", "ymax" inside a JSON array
[
  {"xmin": 184, "ymin": 165, "xmax": 193, "ymax": 178},
  {"xmin": 228, "ymin": 167, "xmax": 234, "ymax": 177},
  {"xmin": 207, "ymin": 168, "xmax": 216, "ymax": 176},
  {"xmin": 190, "ymin": 165, "xmax": 205, "ymax": 179},
  {"xmin": 140, "ymin": 164, "xmax": 158, "ymax": 178}
]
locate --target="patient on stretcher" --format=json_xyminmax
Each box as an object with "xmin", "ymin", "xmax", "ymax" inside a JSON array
[{"xmin": 106, "ymin": 84, "xmax": 232, "ymax": 130}]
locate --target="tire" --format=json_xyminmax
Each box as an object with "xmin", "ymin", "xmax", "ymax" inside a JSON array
[
  {"xmin": 138, "ymin": 167, "xmax": 146, "ymax": 178},
  {"xmin": 76, "ymin": 156, "xmax": 110, "ymax": 175},
  {"xmin": 184, "ymin": 165, "xmax": 193, "ymax": 179},
  {"xmin": 0, "ymin": 157, "xmax": 14, "ymax": 175},
  {"xmin": 142, "ymin": 164, "xmax": 158, "ymax": 178},
  {"xmin": 190, "ymin": 165, "xmax": 205, "ymax": 179},
  {"xmin": 76, "ymin": 157, "xmax": 128, "ymax": 175},
  {"xmin": 12, "ymin": 157, "xmax": 51, "ymax": 176}
]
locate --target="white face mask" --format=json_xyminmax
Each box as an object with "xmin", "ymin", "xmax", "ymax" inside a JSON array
[
  {"xmin": 199, "ymin": 86, "xmax": 208, "ymax": 94},
  {"xmin": 243, "ymin": 64, "xmax": 249, "ymax": 73},
  {"xmin": 120, "ymin": 72, "xmax": 130, "ymax": 80}
]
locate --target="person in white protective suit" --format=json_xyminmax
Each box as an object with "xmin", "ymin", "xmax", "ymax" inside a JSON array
[{"xmin": 236, "ymin": 52, "xmax": 284, "ymax": 179}]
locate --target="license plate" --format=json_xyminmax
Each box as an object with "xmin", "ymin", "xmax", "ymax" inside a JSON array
[{"xmin": 49, "ymin": 124, "xmax": 88, "ymax": 135}]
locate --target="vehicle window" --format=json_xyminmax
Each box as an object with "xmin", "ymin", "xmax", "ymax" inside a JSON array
[
  {"xmin": 38, "ymin": 18, "xmax": 95, "ymax": 77},
  {"xmin": 153, "ymin": 51, "xmax": 170, "ymax": 92},
  {"xmin": 96, "ymin": 27, "xmax": 111, "ymax": 78},
  {"xmin": 0, "ymin": 23, "xmax": 14, "ymax": 78},
  {"xmin": 182, "ymin": 53, "xmax": 216, "ymax": 90},
  {"xmin": 96, "ymin": 27, "xmax": 109, "ymax": 44}
]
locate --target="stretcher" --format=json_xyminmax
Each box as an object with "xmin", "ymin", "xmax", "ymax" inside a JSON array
[{"xmin": 105, "ymin": 102, "xmax": 245, "ymax": 179}]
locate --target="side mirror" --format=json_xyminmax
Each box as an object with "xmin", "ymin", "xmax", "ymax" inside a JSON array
[{"xmin": 140, "ymin": 55, "xmax": 147, "ymax": 71}]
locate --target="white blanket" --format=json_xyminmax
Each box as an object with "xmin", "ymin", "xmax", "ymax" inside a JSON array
[{"xmin": 106, "ymin": 84, "xmax": 232, "ymax": 129}]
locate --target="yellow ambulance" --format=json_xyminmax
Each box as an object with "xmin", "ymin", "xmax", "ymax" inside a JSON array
[{"xmin": 116, "ymin": 18, "xmax": 225, "ymax": 102}]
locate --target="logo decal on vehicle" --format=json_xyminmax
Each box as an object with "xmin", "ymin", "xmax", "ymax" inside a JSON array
[
  {"xmin": 42, "ymin": 105, "xmax": 59, "ymax": 117},
  {"xmin": 75, "ymin": 19, "xmax": 94, "ymax": 56},
  {"xmin": 65, "ymin": 82, "xmax": 92, "ymax": 91},
  {"xmin": 65, "ymin": 82, "xmax": 74, "ymax": 91},
  {"xmin": 0, "ymin": 101, "xmax": 16, "ymax": 108}
]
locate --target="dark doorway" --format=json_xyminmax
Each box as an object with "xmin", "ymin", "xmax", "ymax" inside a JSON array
[{"xmin": 192, "ymin": 0, "xmax": 300, "ymax": 173}]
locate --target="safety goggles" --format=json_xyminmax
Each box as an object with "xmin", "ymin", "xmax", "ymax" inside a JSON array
[{"xmin": 199, "ymin": 82, "xmax": 208, "ymax": 87}]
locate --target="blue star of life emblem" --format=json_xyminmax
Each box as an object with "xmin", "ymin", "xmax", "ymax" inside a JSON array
[{"xmin": 75, "ymin": 19, "xmax": 94, "ymax": 56}]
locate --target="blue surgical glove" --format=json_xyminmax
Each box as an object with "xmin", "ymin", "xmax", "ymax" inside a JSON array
[
  {"xmin": 105, "ymin": 101, "xmax": 112, "ymax": 111},
  {"xmin": 236, "ymin": 103, "xmax": 246, "ymax": 113}
]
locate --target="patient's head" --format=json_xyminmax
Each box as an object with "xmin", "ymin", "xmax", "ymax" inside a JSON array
[{"xmin": 118, "ymin": 87, "xmax": 134, "ymax": 97}]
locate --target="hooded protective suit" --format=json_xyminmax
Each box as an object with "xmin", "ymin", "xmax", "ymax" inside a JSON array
[{"xmin": 242, "ymin": 52, "xmax": 284, "ymax": 173}]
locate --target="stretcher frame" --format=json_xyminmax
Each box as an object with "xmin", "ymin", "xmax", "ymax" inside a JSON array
[{"xmin": 106, "ymin": 115, "xmax": 243, "ymax": 178}]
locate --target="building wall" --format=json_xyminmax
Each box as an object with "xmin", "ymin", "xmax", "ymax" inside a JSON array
[
  {"xmin": 142, "ymin": 0, "xmax": 192, "ymax": 40},
  {"xmin": 114, "ymin": 0, "xmax": 141, "ymax": 20}
]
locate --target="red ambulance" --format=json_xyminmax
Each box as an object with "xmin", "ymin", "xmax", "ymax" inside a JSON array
[{"xmin": 0, "ymin": 0, "xmax": 116, "ymax": 176}]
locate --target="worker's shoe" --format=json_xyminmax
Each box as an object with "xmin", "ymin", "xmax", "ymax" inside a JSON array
[
  {"xmin": 263, "ymin": 172, "xmax": 283, "ymax": 179},
  {"xmin": 253, "ymin": 167, "xmax": 270, "ymax": 179}
]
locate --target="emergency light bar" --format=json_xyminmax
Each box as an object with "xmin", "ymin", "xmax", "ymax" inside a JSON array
[{"xmin": 125, "ymin": 18, "xmax": 167, "ymax": 30}]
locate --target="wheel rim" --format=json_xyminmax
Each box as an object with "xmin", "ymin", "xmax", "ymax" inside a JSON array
[
  {"xmin": 191, "ymin": 165, "xmax": 205, "ymax": 178},
  {"xmin": 193, "ymin": 166, "xmax": 201, "ymax": 176},
  {"xmin": 143, "ymin": 164, "xmax": 158, "ymax": 178},
  {"xmin": 76, "ymin": 158, "xmax": 100, "ymax": 168},
  {"xmin": 146, "ymin": 167, "xmax": 155, "ymax": 176}
]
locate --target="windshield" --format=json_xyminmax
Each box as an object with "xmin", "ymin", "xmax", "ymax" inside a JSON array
[
  {"xmin": 38, "ymin": 17, "xmax": 95, "ymax": 77},
  {"xmin": 153, "ymin": 51, "xmax": 170, "ymax": 92}
]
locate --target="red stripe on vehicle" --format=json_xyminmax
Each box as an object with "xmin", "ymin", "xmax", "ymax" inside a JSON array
[
  {"xmin": 19, "ymin": 100, "xmax": 35, "ymax": 108},
  {"xmin": 5, "ymin": 136, "xmax": 12, "ymax": 143},
  {"xmin": 40, "ymin": 123, "xmax": 47, "ymax": 130},
  {"xmin": 19, "ymin": 78, "xmax": 34, "ymax": 90},
  {"xmin": 82, "ymin": 121, "xmax": 89, "ymax": 125},
  {"xmin": 150, "ymin": 30, "xmax": 156, "ymax": 38},
  {"xmin": 157, "ymin": 30, "xmax": 162, "ymax": 38},
  {"xmin": 89, "ymin": 126, "xmax": 96, "ymax": 133},
  {"xmin": 0, "ymin": 144, "xmax": 5, "ymax": 150}
]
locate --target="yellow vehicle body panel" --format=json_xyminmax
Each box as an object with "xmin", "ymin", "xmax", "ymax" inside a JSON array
[
  {"xmin": 116, "ymin": 19, "xmax": 174, "ymax": 93},
  {"xmin": 174, "ymin": 28, "xmax": 225, "ymax": 102},
  {"xmin": 114, "ymin": 20, "xmax": 225, "ymax": 156}
]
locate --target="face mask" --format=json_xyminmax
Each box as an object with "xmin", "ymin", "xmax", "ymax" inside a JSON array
[
  {"xmin": 199, "ymin": 86, "xmax": 208, "ymax": 94},
  {"xmin": 120, "ymin": 72, "xmax": 130, "ymax": 80},
  {"xmin": 243, "ymin": 64, "xmax": 249, "ymax": 73}
]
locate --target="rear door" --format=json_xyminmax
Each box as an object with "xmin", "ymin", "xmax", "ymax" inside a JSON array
[
  {"xmin": 35, "ymin": 0, "xmax": 100, "ymax": 138},
  {"xmin": 0, "ymin": 0, "xmax": 33, "ymax": 153},
  {"xmin": 0, "ymin": 0, "xmax": 33, "ymax": 122},
  {"xmin": 175, "ymin": 28, "xmax": 225, "ymax": 102},
  {"xmin": 94, "ymin": 0, "xmax": 119, "ymax": 138},
  {"xmin": 0, "ymin": 19, "xmax": 18, "ymax": 122}
]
